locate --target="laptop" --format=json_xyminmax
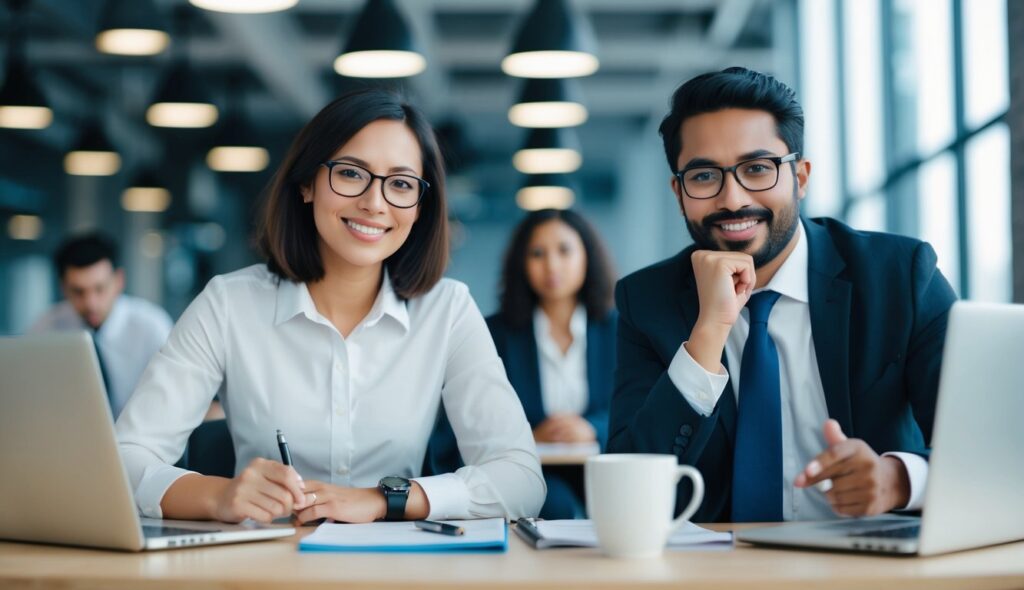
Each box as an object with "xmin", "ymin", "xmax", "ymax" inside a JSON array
[
  {"xmin": 0, "ymin": 331, "xmax": 295, "ymax": 551},
  {"xmin": 737, "ymin": 301, "xmax": 1024, "ymax": 556}
]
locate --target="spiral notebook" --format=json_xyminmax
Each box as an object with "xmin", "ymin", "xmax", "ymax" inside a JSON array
[{"xmin": 298, "ymin": 518, "xmax": 507, "ymax": 553}]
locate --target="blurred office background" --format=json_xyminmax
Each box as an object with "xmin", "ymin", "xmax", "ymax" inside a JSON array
[{"xmin": 0, "ymin": 0, "xmax": 1019, "ymax": 334}]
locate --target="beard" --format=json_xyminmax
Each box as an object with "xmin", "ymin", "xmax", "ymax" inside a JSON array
[{"xmin": 684, "ymin": 185, "xmax": 800, "ymax": 269}]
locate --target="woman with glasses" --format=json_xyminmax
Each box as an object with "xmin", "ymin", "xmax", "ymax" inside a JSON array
[
  {"xmin": 115, "ymin": 89, "xmax": 544, "ymax": 525},
  {"xmin": 431, "ymin": 208, "xmax": 616, "ymax": 519}
]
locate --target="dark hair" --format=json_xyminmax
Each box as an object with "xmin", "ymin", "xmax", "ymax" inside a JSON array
[
  {"xmin": 658, "ymin": 67, "xmax": 804, "ymax": 171},
  {"xmin": 498, "ymin": 209, "xmax": 616, "ymax": 328},
  {"xmin": 54, "ymin": 233, "xmax": 119, "ymax": 277},
  {"xmin": 255, "ymin": 88, "xmax": 448, "ymax": 299}
]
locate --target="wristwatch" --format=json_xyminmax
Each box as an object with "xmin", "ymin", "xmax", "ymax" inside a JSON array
[{"xmin": 378, "ymin": 476, "xmax": 411, "ymax": 521}]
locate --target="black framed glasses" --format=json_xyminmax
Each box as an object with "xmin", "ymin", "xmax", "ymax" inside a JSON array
[
  {"xmin": 320, "ymin": 160, "xmax": 429, "ymax": 209},
  {"xmin": 674, "ymin": 152, "xmax": 799, "ymax": 200}
]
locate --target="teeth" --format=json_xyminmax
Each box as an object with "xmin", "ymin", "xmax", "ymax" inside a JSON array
[
  {"xmin": 720, "ymin": 220, "xmax": 758, "ymax": 232},
  {"xmin": 346, "ymin": 220, "xmax": 386, "ymax": 235}
]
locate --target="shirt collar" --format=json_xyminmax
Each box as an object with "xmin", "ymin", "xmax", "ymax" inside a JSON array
[
  {"xmin": 533, "ymin": 303, "xmax": 587, "ymax": 351},
  {"xmin": 758, "ymin": 220, "xmax": 809, "ymax": 303},
  {"xmin": 274, "ymin": 268, "xmax": 409, "ymax": 333},
  {"xmin": 96, "ymin": 295, "xmax": 127, "ymax": 337}
]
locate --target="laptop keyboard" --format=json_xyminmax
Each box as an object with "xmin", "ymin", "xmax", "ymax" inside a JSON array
[
  {"xmin": 142, "ymin": 525, "xmax": 222, "ymax": 538},
  {"xmin": 848, "ymin": 524, "xmax": 920, "ymax": 539}
]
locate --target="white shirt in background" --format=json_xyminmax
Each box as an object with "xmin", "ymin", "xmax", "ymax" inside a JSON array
[
  {"xmin": 115, "ymin": 264, "xmax": 544, "ymax": 521},
  {"xmin": 533, "ymin": 305, "xmax": 589, "ymax": 416},
  {"xmin": 29, "ymin": 295, "xmax": 172, "ymax": 418}
]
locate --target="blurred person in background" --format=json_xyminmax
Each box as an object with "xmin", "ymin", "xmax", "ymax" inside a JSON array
[
  {"xmin": 114, "ymin": 89, "xmax": 544, "ymax": 526},
  {"xmin": 432, "ymin": 208, "xmax": 617, "ymax": 519},
  {"xmin": 29, "ymin": 233, "xmax": 173, "ymax": 419}
]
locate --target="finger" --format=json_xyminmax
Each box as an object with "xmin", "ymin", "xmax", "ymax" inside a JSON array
[
  {"xmin": 295, "ymin": 503, "xmax": 327, "ymax": 524},
  {"xmin": 261, "ymin": 462, "xmax": 306, "ymax": 506},
  {"xmin": 241, "ymin": 503, "xmax": 276, "ymax": 524},
  {"xmin": 823, "ymin": 419, "xmax": 848, "ymax": 446},
  {"xmin": 246, "ymin": 493, "xmax": 286, "ymax": 521},
  {"xmin": 254, "ymin": 488, "xmax": 290, "ymax": 517},
  {"xmin": 733, "ymin": 260, "xmax": 756, "ymax": 296},
  {"xmin": 795, "ymin": 442, "xmax": 859, "ymax": 487}
]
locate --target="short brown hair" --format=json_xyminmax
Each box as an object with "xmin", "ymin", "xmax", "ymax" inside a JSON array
[{"xmin": 255, "ymin": 88, "xmax": 449, "ymax": 299}]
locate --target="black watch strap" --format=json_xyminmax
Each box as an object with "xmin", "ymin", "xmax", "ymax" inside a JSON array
[{"xmin": 380, "ymin": 477, "xmax": 410, "ymax": 521}]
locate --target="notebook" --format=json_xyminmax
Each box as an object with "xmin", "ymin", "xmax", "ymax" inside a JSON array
[
  {"xmin": 515, "ymin": 519, "xmax": 733, "ymax": 549},
  {"xmin": 298, "ymin": 518, "xmax": 507, "ymax": 552}
]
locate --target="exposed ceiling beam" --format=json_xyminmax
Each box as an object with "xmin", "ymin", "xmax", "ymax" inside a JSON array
[{"xmin": 707, "ymin": 0, "xmax": 759, "ymax": 48}]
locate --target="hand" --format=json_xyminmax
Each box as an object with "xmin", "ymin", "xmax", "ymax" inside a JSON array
[
  {"xmin": 293, "ymin": 481, "xmax": 387, "ymax": 524},
  {"xmin": 533, "ymin": 414, "xmax": 596, "ymax": 443},
  {"xmin": 794, "ymin": 419, "xmax": 911, "ymax": 517},
  {"xmin": 686, "ymin": 250, "xmax": 756, "ymax": 372},
  {"xmin": 211, "ymin": 458, "xmax": 312, "ymax": 523}
]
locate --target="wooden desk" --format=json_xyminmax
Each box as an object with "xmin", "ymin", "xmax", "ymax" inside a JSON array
[
  {"xmin": 3, "ymin": 524, "xmax": 1024, "ymax": 589},
  {"xmin": 536, "ymin": 442, "xmax": 599, "ymax": 466}
]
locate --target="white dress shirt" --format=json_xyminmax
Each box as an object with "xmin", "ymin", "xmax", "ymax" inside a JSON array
[
  {"xmin": 29, "ymin": 295, "xmax": 172, "ymax": 418},
  {"xmin": 115, "ymin": 264, "xmax": 545, "ymax": 521},
  {"xmin": 667, "ymin": 222, "xmax": 928, "ymax": 520},
  {"xmin": 533, "ymin": 305, "xmax": 589, "ymax": 416}
]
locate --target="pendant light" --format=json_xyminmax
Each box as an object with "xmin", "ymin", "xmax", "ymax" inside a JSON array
[
  {"xmin": 0, "ymin": 4, "xmax": 52, "ymax": 130},
  {"xmin": 207, "ymin": 79, "xmax": 269, "ymax": 172},
  {"xmin": 508, "ymin": 78, "xmax": 587, "ymax": 128},
  {"xmin": 189, "ymin": 0, "xmax": 298, "ymax": 13},
  {"xmin": 95, "ymin": 0, "xmax": 170, "ymax": 56},
  {"xmin": 516, "ymin": 174, "xmax": 576, "ymax": 210},
  {"xmin": 502, "ymin": 0, "xmax": 598, "ymax": 79},
  {"xmin": 122, "ymin": 170, "xmax": 172, "ymax": 212},
  {"xmin": 513, "ymin": 127, "xmax": 582, "ymax": 174},
  {"xmin": 333, "ymin": 0, "xmax": 426, "ymax": 78},
  {"xmin": 64, "ymin": 123, "xmax": 122, "ymax": 176},
  {"xmin": 146, "ymin": 60, "xmax": 219, "ymax": 128}
]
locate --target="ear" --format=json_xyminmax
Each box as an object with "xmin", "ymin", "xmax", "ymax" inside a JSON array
[
  {"xmin": 300, "ymin": 184, "xmax": 313, "ymax": 204},
  {"xmin": 670, "ymin": 175, "xmax": 686, "ymax": 215},
  {"xmin": 795, "ymin": 158, "xmax": 811, "ymax": 201},
  {"xmin": 113, "ymin": 268, "xmax": 126, "ymax": 293}
]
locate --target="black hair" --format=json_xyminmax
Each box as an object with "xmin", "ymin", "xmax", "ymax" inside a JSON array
[{"xmin": 54, "ymin": 233, "xmax": 119, "ymax": 277}]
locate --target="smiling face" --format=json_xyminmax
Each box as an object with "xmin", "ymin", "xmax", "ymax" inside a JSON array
[
  {"xmin": 670, "ymin": 108, "xmax": 810, "ymax": 268},
  {"xmin": 301, "ymin": 119, "xmax": 422, "ymax": 275}
]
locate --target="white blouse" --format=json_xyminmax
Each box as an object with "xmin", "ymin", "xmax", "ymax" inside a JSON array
[
  {"xmin": 533, "ymin": 305, "xmax": 589, "ymax": 416},
  {"xmin": 115, "ymin": 264, "xmax": 544, "ymax": 521}
]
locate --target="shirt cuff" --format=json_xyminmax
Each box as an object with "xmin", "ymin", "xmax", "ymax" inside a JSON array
[
  {"xmin": 412, "ymin": 473, "xmax": 471, "ymax": 521},
  {"xmin": 667, "ymin": 341, "xmax": 731, "ymax": 416},
  {"xmin": 882, "ymin": 452, "xmax": 928, "ymax": 511},
  {"xmin": 135, "ymin": 463, "xmax": 196, "ymax": 518}
]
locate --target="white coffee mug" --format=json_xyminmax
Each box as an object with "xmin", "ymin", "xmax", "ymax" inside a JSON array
[{"xmin": 585, "ymin": 453, "xmax": 705, "ymax": 558}]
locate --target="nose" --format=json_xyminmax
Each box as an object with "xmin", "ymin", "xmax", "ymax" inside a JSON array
[
  {"xmin": 357, "ymin": 177, "xmax": 389, "ymax": 214},
  {"xmin": 714, "ymin": 170, "xmax": 753, "ymax": 212}
]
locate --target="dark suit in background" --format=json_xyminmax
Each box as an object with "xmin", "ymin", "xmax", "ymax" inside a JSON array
[
  {"xmin": 428, "ymin": 310, "xmax": 616, "ymax": 519},
  {"xmin": 607, "ymin": 217, "xmax": 957, "ymax": 522}
]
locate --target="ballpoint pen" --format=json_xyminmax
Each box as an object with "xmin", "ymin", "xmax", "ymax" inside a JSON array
[
  {"xmin": 415, "ymin": 520, "xmax": 465, "ymax": 536},
  {"xmin": 276, "ymin": 429, "xmax": 293, "ymax": 466}
]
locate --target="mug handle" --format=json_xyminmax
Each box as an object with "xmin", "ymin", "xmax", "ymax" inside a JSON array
[{"xmin": 669, "ymin": 465, "xmax": 705, "ymax": 531}]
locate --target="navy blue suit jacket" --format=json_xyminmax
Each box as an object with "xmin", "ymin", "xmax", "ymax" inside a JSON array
[{"xmin": 607, "ymin": 217, "xmax": 957, "ymax": 522}]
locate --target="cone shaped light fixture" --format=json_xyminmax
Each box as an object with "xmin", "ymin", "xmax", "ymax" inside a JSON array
[
  {"xmin": 508, "ymin": 78, "xmax": 587, "ymax": 128},
  {"xmin": 0, "ymin": 56, "xmax": 53, "ymax": 129},
  {"xmin": 64, "ymin": 123, "xmax": 122, "ymax": 176},
  {"xmin": 189, "ymin": 0, "xmax": 298, "ymax": 13},
  {"xmin": 95, "ymin": 0, "xmax": 170, "ymax": 56},
  {"xmin": 502, "ymin": 0, "xmax": 598, "ymax": 78},
  {"xmin": 516, "ymin": 174, "xmax": 576, "ymax": 210},
  {"xmin": 334, "ymin": 0, "xmax": 426, "ymax": 78},
  {"xmin": 207, "ymin": 116, "xmax": 269, "ymax": 172},
  {"xmin": 513, "ymin": 127, "xmax": 582, "ymax": 174},
  {"xmin": 146, "ymin": 62, "xmax": 219, "ymax": 128},
  {"xmin": 122, "ymin": 171, "xmax": 172, "ymax": 212}
]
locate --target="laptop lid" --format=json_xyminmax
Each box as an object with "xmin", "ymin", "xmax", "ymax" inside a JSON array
[{"xmin": 0, "ymin": 332, "xmax": 293, "ymax": 551}]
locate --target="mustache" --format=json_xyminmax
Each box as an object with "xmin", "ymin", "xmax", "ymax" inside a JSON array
[{"xmin": 700, "ymin": 208, "xmax": 774, "ymax": 230}]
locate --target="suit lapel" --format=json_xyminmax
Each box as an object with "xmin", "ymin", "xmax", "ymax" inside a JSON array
[
  {"xmin": 804, "ymin": 219, "xmax": 854, "ymax": 434},
  {"xmin": 507, "ymin": 323, "xmax": 545, "ymax": 426}
]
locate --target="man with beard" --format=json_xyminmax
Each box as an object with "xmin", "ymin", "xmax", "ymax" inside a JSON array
[{"xmin": 607, "ymin": 67, "xmax": 957, "ymax": 523}]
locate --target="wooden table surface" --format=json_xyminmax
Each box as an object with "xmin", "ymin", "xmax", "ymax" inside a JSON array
[{"xmin": 2, "ymin": 523, "xmax": 1024, "ymax": 590}]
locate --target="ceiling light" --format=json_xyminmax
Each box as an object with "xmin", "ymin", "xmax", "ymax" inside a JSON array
[
  {"xmin": 0, "ymin": 58, "xmax": 52, "ymax": 129},
  {"xmin": 508, "ymin": 78, "xmax": 587, "ymax": 128},
  {"xmin": 513, "ymin": 127, "xmax": 582, "ymax": 174},
  {"xmin": 64, "ymin": 124, "xmax": 121, "ymax": 176},
  {"xmin": 334, "ymin": 0, "xmax": 426, "ymax": 78},
  {"xmin": 95, "ymin": 0, "xmax": 169, "ymax": 56},
  {"xmin": 8, "ymin": 215, "xmax": 43, "ymax": 240},
  {"xmin": 207, "ymin": 146, "xmax": 269, "ymax": 172},
  {"xmin": 502, "ymin": 0, "xmax": 599, "ymax": 78},
  {"xmin": 146, "ymin": 63, "xmax": 219, "ymax": 128},
  {"xmin": 122, "ymin": 172, "xmax": 171, "ymax": 212},
  {"xmin": 516, "ymin": 174, "xmax": 576, "ymax": 210},
  {"xmin": 189, "ymin": 0, "xmax": 299, "ymax": 13}
]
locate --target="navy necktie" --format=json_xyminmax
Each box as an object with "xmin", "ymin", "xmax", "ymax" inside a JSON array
[
  {"xmin": 92, "ymin": 333, "xmax": 114, "ymax": 410},
  {"xmin": 732, "ymin": 290, "xmax": 783, "ymax": 522}
]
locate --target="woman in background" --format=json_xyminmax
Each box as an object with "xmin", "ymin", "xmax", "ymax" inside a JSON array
[{"xmin": 432, "ymin": 208, "xmax": 616, "ymax": 519}]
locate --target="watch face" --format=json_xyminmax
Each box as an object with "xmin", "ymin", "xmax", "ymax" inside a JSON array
[{"xmin": 380, "ymin": 476, "xmax": 411, "ymax": 492}]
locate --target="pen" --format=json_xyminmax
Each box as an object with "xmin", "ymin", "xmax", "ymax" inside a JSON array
[
  {"xmin": 415, "ymin": 520, "xmax": 465, "ymax": 536},
  {"xmin": 276, "ymin": 429, "xmax": 293, "ymax": 466}
]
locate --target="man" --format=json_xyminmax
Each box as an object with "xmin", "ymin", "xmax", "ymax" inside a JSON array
[
  {"xmin": 29, "ymin": 233, "xmax": 173, "ymax": 419},
  {"xmin": 607, "ymin": 67, "xmax": 957, "ymax": 522}
]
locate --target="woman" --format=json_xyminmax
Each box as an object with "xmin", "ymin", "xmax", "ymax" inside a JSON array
[
  {"xmin": 115, "ymin": 89, "xmax": 544, "ymax": 524},
  {"xmin": 431, "ymin": 209, "xmax": 616, "ymax": 519}
]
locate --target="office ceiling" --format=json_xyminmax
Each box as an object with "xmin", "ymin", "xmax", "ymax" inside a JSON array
[{"xmin": 1, "ymin": 0, "xmax": 781, "ymax": 221}]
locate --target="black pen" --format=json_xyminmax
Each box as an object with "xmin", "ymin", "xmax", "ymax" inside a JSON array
[
  {"xmin": 415, "ymin": 520, "xmax": 465, "ymax": 536},
  {"xmin": 276, "ymin": 429, "xmax": 293, "ymax": 466}
]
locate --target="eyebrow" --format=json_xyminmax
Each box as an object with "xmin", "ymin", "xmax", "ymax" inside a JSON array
[
  {"xmin": 681, "ymin": 149, "xmax": 779, "ymax": 169},
  {"xmin": 334, "ymin": 155, "xmax": 420, "ymax": 175}
]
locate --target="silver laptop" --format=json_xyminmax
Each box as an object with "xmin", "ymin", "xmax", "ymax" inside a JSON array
[
  {"xmin": 738, "ymin": 301, "xmax": 1024, "ymax": 556},
  {"xmin": 0, "ymin": 331, "xmax": 295, "ymax": 551}
]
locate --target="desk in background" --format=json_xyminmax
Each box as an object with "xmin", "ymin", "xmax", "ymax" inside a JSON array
[
  {"xmin": 2, "ymin": 523, "xmax": 1023, "ymax": 589},
  {"xmin": 536, "ymin": 442, "xmax": 599, "ymax": 466}
]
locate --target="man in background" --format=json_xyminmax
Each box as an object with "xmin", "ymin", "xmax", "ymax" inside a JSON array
[{"xmin": 29, "ymin": 233, "xmax": 173, "ymax": 419}]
